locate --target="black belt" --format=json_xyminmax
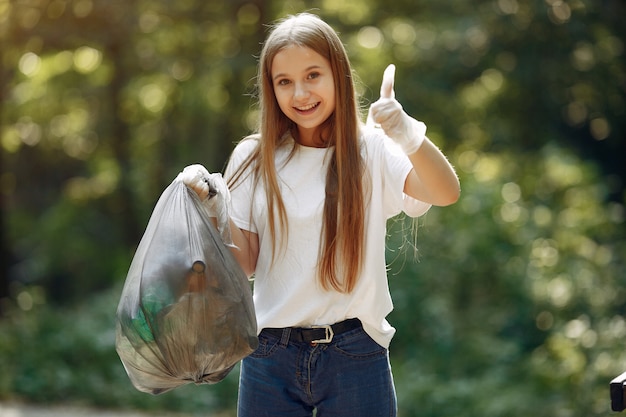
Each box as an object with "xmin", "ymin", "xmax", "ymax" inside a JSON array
[{"xmin": 263, "ymin": 318, "xmax": 362, "ymax": 344}]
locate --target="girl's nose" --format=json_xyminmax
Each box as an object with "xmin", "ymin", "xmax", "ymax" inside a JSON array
[{"xmin": 293, "ymin": 82, "xmax": 309, "ymax": 101}]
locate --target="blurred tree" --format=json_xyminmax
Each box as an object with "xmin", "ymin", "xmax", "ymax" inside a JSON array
[{"xmin": 1, "ymin": 0, "xmax": 268, "ymax": 303}]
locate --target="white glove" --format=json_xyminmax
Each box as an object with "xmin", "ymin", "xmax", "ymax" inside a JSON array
[
  {"xmin": 203, "ymin": 172, "xmax": 234, "ymax": 247},
  {"xmin": 176, "ymin": 164, "xmax": 235, "ymax": 247},
  {"xmin": 176, "ymin": 164, "xmax": 213, "ymax": 200},
  {"xmin": 367, "ymin": 64, "xmax": 427, "ymax": 155}
]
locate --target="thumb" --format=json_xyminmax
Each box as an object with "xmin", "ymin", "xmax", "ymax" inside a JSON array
[{"xmin": 380, "ymin": 64, "xmax": 396, "ymax": 99}]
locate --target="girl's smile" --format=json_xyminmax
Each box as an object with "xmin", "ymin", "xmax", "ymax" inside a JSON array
[
  {"xmin": 295, "ymin": 102, "xmax": 320, "ymax": 113},
  {"xmin": 271, "ymin": 45, "xmax": 336, "ymax": 147}
]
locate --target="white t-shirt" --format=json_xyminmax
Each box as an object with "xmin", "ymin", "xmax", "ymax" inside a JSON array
[{"xmin": 224, "ymin": 128, "xmax": 430, "ymax": 348}]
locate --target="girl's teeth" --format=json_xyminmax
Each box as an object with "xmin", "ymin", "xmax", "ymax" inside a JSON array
[{"xmin": 298, "ymin": 103, "xmax": 317, "ymax": 111}]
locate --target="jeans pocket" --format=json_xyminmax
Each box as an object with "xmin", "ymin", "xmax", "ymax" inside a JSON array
[
  {"xmin": 249, "ymin": 332, "xmax": 281, "ymax": 359},
  {"xmin": 331, "ymin": 329, "xmax": 387, "ymax": 359}
]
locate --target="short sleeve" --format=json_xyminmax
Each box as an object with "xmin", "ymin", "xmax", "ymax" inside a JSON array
[
  {"xmin": 224, "ymin": 139, "xmax": 258, "ymax": 233},
  {"xmin": 402, "ymin": 194, "xmax": 431, "ymax": 217},
  {"xmin": 371, "ymin": 128, "xmax": 431, "ymax": 218}
]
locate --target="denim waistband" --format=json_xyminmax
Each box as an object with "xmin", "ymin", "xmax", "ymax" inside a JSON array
[{"xmin": 262, "ymin": 318, "xmax": 362, "ymax": 345}]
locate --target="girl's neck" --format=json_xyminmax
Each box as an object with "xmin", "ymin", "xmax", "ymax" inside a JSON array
[{"xmin": 294, "ymin": 125, "xmax": 331, "ymax": 148}]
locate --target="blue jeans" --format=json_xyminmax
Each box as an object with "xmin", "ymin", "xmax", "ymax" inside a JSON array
[{"xmin": 237, "ymin": 324, "xmax": 397, "ymax": 417}]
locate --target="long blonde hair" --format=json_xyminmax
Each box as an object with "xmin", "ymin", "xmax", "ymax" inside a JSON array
[{"xmin": 228, "ymin": 13, "xmax": 365, "ymax": 293}]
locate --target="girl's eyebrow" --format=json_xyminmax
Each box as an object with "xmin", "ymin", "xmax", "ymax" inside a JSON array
[{"xmin": 272, "ymin": 65, "xmax": 323, "ymax": 81}]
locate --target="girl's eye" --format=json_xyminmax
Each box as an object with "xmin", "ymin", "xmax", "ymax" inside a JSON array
[
  {"xmin": 308, "ymin": 72, "xmax": 320, "ymax": 80},
  {"xmin": 276, "ymin": 79, "xmax": 290, "ymax": 86}
]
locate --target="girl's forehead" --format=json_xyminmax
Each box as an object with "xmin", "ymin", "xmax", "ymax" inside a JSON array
[{"xmin": 271, "ymin": 45, "xmax": 329, "ymax": 75}]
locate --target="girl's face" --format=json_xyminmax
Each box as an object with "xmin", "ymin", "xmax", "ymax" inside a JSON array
[{"xmin": 271, "ymin": 45, "xmax": 336, "ymax": 146}]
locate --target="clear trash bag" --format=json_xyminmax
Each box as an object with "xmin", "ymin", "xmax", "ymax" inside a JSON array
[{"xmin": 115, "ymin": 178, "xmax": 258, "ymax": 395}]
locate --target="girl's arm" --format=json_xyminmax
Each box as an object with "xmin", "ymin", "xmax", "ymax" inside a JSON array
[
  {"xmin": 228, "ymin": 220, "xmax": 259, "ymax": 278},
  {"xmin": 404, "ymin": 138, "xmax": 460, "ymax": 206},
  {"xmin": 369, "ymin": 64, "xmax": 460, "ymax": 206}
]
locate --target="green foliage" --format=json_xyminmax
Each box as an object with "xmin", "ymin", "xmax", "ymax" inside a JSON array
[
  {"xmin": 0, "ymin": 284, "xmax": 238, "ymax": 415},
  {"xmin": 1, "ymin": 0, "xmax": 624, "ymax": 416},
  {"xmin": 388, "ymin": 143, "xmax": 625, "ymax": 416}
]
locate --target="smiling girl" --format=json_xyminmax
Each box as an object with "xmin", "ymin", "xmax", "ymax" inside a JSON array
[{"xmin": 187, "ymin": 12, "xmax": 459, "ymax": 417}]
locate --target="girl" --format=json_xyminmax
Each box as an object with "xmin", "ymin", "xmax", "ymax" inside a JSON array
[{"xmin": 186, "ymin": 12, "xmax": 459, "ymax": 417}]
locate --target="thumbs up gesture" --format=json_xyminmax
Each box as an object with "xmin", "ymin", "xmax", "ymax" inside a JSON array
[{"xmin": 367, "ymin": 64, "xmax": 426, "ymax": 155}]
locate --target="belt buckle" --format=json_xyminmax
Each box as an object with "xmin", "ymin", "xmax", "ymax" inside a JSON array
[{"xmin": 311, "ymin": 324, "xmax": 334, "ymax": 344}]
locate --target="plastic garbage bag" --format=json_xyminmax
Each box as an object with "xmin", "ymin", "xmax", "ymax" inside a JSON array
[{"xmin": 115, "ymin": 177, "xmax": 258, "ymax": 395}]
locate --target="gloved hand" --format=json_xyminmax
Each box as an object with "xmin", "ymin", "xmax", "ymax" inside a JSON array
[
  {"xmin": 367, "ymin": 64, "xmax": 427, "ymax": 155},
  {"xmin": 176, "ymin": 164, "xmax": 214, "ymax": 201},
  {"xmin": 176, "ymin": 164, "xmax": 235, "ymax": 247}
]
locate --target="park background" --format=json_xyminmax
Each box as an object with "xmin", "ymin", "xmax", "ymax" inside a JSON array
[{"xmin": 1, "ymin": 0, "xmax": 625, "ymax": 416}]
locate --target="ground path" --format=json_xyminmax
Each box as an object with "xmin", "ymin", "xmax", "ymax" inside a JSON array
[{"xmin": 0, "ymin": 403, "xmax": 191, "ymax": 417}]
